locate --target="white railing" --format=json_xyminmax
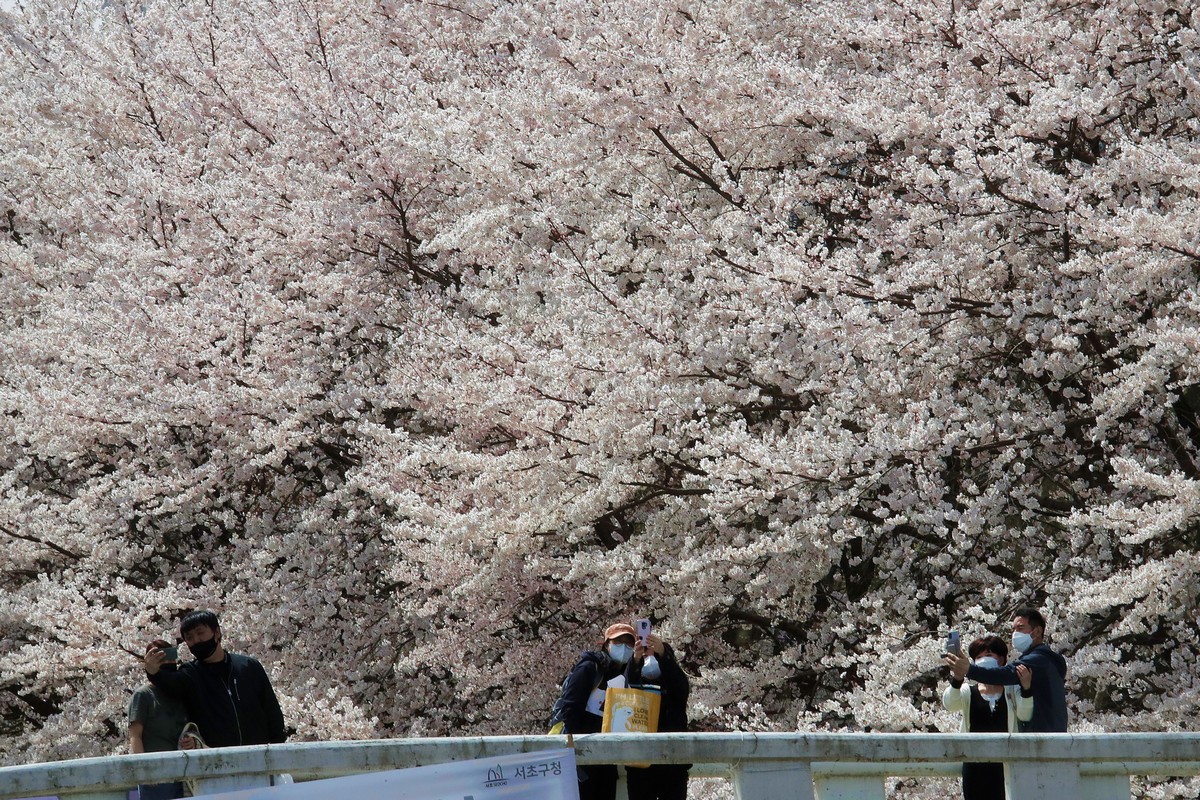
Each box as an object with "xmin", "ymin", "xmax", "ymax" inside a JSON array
[{"xmin": 3, "ymin": 733, "xmax": 1199, "ymax": 800}]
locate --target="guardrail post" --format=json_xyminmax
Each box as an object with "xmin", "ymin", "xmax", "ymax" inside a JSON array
[
  {"xmin": 812, "ymin": 774, "xmax": 886, "ymax": 800},
  {"xmin": 616, "ymin": 766, "xmax": 630, "ymax": 800},
  {"xmin": 732, "ymin": 761, "xmax": 815, "ymax": 800},
  {"xmin": 1005, "ymin": 761, "xmax": 1084, "ymax": 797}
]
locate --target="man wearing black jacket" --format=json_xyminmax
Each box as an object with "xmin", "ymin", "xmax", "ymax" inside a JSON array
[{"xmin": 145, "ymin": 610, "xmax": 287, "ymax": 747}]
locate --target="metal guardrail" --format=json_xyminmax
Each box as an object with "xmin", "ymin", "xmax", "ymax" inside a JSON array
[{"xmin": 3, "ymin": 733, "xmax": 1199, "ymax": 800}]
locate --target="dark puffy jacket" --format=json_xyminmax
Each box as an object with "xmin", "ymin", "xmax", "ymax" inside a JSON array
[
  {"xmin": 550, "ymin": 650, "xmax": 626, "ymax": 734},
  {"xmin": 149, "ymin": 652, "xmax": 287, "ymax": 747}
]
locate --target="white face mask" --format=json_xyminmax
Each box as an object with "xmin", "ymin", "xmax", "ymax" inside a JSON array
[
  {"xmin": 608, "ymin": 643, "xmax": 633, "ymax": 664},
  {"xmin": 640, "ymin": 654, "xmax": 662, "ymax": 680},
  {"xmin": 1012, "ymin": 632, "xmax": 1034, "ymax": 654},
  {"xmin": 973, "ymin": 656, "xmax": 999, "ymax": 670}
]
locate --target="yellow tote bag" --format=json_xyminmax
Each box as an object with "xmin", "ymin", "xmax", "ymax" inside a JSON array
[
  {"xmin": 600, "ymin": 687, "xmax": 661, "ymax": 734},
  {"xmin": 601, "ymin": 687, "xmax": 661, "ymax": 768}
]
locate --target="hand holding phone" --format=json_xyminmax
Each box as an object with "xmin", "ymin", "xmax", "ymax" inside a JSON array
[
  {"xmin": 161, "ymin": 645, "xmax": 179, "ymax": 664},
  {"xmin": 636, "ymin": 618, "xmax": 651, "ymax": 646}
]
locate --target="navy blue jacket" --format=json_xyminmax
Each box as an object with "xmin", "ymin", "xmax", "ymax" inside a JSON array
[
  {"xmin": 149, "ymin": 652, "xmax": 286, "ymax": 747},
  {"xmin": 550, "ymin": 650, "xmax": 626, "ymax": 734},
  {"xmin": 966, "ymin": 643, "xmax": 1068, "ymax": 732}
]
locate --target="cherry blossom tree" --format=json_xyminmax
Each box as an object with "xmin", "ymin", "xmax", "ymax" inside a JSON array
[{"xmin": 1, "ymin": 0, "xmax": 1198, "ymax": 794}]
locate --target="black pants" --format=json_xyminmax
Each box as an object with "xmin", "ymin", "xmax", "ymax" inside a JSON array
[
  {"xmin": 962, "ymin": 761, "xmax": 1005, "ymax": 800},
  {"xmin": 579, "ymin": 764, "xmax": 618, "ymax": 800},
  {"xmin": 626, "ymin": 764, "xmax": 690, "ymax": 800},
  {"xmin": 139, "ymin": 783, "xmax": 186, "ymax": 800}
]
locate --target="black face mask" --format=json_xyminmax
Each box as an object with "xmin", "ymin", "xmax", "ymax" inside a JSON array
[{"xmin": 188, "ymin": 637, "xmax": 219, "ymax": 661}]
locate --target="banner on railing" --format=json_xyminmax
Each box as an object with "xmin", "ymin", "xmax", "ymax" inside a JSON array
[{"xmin": 197, "ymin": 747, "xmax": 579, "ymax": 800}]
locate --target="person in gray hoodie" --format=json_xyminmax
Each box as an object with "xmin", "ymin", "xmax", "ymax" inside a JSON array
[{"xmin": 945, "ymin": 608, "xmax": 1068, "ymax": 732}]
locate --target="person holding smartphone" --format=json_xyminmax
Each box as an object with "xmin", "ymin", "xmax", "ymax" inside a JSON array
[
  {"xmin": 144, "ymin": 609, "xmax": 287, "ymax": 748},
  {"xmin": 128, "ymin": 639, "xmax": 192, "ymax": 800},
  {"xmin": 945, "ymin": 608, "xmax": 1068, "ymax": 734},
  {"xmin": 548, "ymin": 619, "xmax": 692, "ymax": 800},
  {"xmin": 620, "ymin": 619, "xmax": 691, "ymax": 800},
  {"xmin": 942, "ymin": 635, "xmax": 1033, "ymax": 800},
  {"xmin": 549, "ymin": 622, "xmax": 642, "ymax": 800}
]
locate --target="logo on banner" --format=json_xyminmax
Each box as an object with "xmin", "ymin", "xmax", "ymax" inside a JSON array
[{"xmin": 484, "ymin": 758, "xmax": 565, "ymax": 788}]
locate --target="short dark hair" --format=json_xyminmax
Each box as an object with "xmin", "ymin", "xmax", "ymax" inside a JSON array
[
  {"xmin": 1012, "ymin": 607, "xmax": 1047, "ymax": 632},
  {"xmin": 967, "ymin": 635, "xmax": 1008, "ymax": 660},
  {"xmin": 180, "ymin": 609, "xmax": 220, "ymax": 636}
]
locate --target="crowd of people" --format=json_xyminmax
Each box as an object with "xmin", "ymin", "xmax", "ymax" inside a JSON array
[{"xmin": 129, "ymin": 607, "xmax": 1067, "ymax": 800}]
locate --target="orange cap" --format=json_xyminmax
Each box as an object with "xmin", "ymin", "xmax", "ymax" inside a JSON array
[{"xmin": 604, "ymin": 623, "xmax": 637, "ymax": 640}]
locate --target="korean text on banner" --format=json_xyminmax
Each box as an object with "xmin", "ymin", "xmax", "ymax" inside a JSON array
[{"xmin": 194, "ymin": 747, "xmax": 579, "ymax": 800}]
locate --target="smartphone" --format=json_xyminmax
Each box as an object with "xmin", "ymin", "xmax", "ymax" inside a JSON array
[
  {"xmin": 161, "ymin": 645, "xmax": 179, "ymax": 663},
  {"xmin": 636, "ymin": 618, "xmax": 652, "ymax": 645},
  {"xmin": 946, "ymin": 630, "xmax": 961, "ymax": 655}
]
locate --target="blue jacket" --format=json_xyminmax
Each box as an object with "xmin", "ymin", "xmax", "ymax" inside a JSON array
[
  {"xmin": 550, "ymin": 650, "xmax": 625, "ymax": 735},
  {"xmin": 966, "ymin": 644, "xmax": 1068, "ymax": 732}
]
